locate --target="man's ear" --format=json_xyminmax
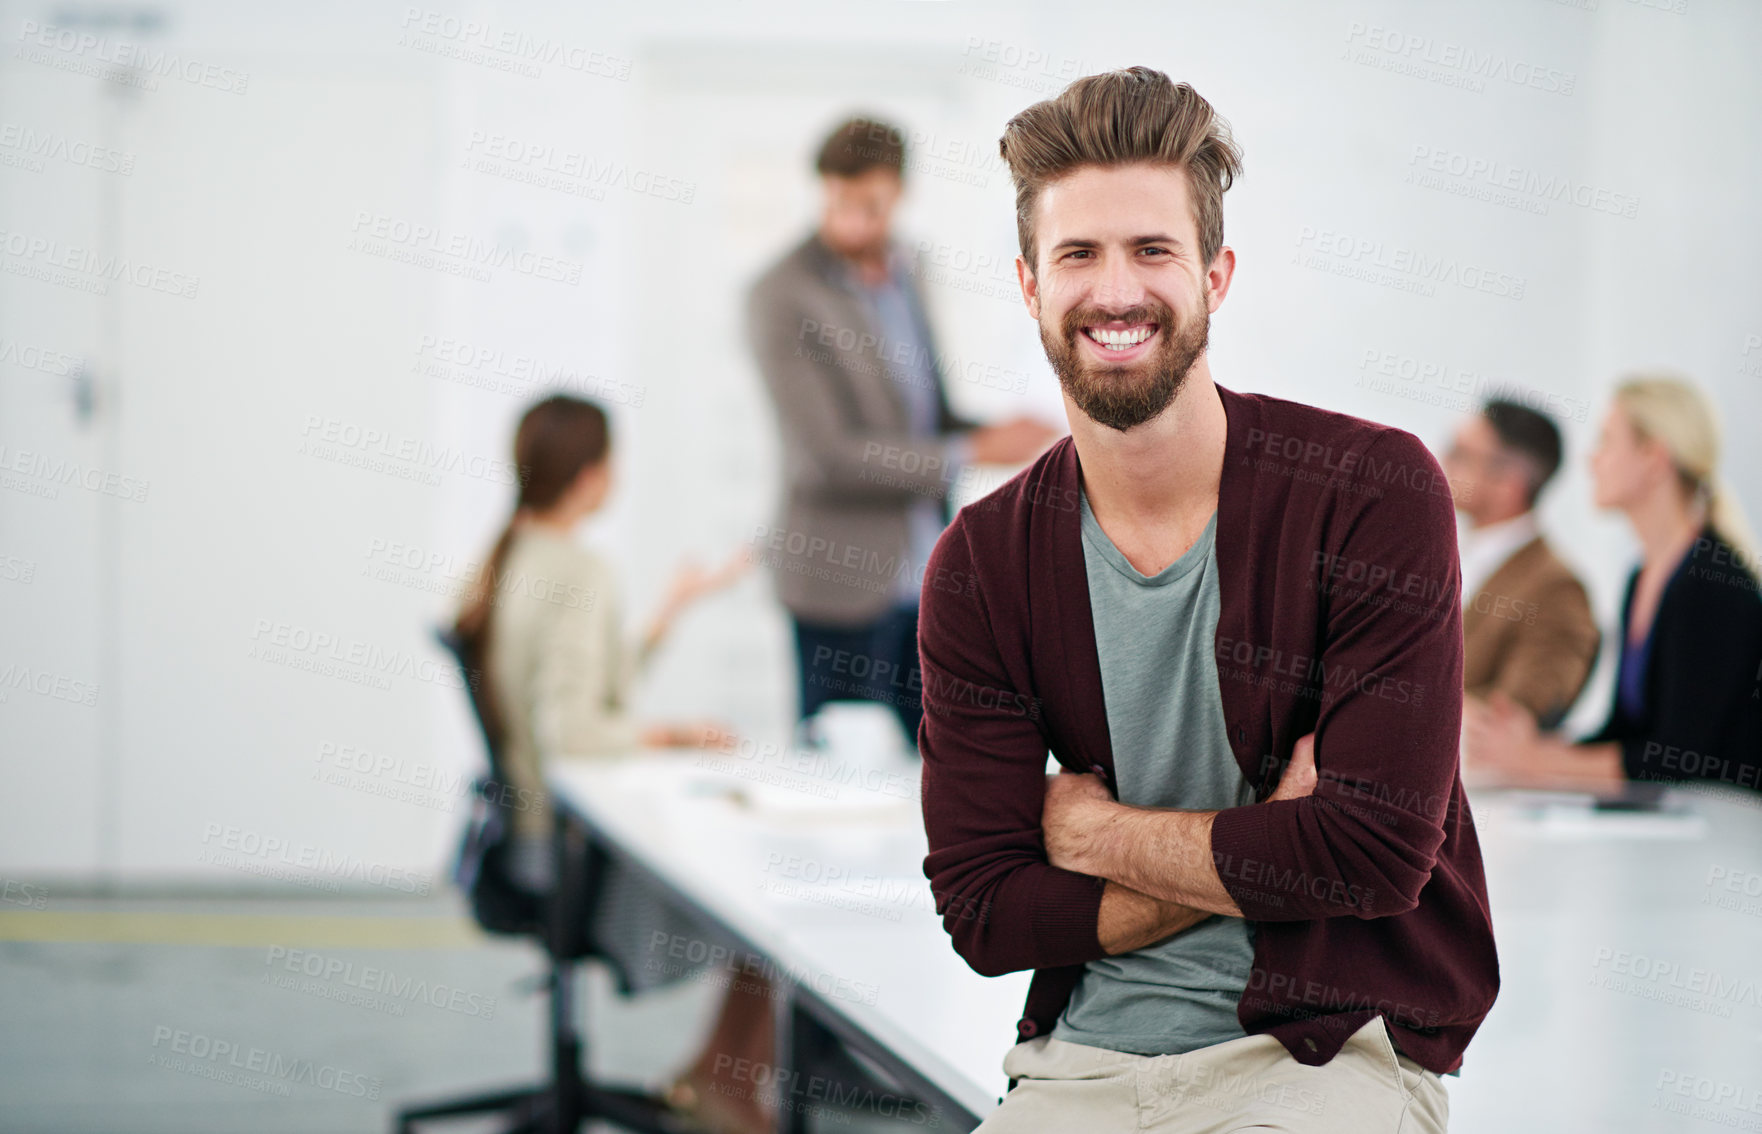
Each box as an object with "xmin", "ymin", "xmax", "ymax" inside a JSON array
[
  {"xmin": 1204, "ymin": 245, "xmax": 1237, "ymax": 313},
  {"xmin": 1016, "ymin": 254, "xmax": 1039, "ymax": 319}
]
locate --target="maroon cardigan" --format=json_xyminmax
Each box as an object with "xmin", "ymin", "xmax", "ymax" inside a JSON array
[{"xmin": 916, "ymin": 383, "xmax": 1499, "ymax": 1075}]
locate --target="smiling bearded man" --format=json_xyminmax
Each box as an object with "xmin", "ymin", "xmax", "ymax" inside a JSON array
[{"xmin": 914, "ymin": 66, "xmax": 1498, "ymax": 1134}]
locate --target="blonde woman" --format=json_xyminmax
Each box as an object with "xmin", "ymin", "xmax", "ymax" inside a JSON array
[{"xmin": 1465, "ymin": 374, "xmax": 1762, "ymax": 793}]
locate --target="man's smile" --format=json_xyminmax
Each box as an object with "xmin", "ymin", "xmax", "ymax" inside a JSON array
[{"xmin": 1081, "ymin": 320, "xmax": 1159, "ymax": 360}]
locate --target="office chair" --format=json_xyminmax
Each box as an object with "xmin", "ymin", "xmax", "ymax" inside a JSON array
[{"xmin": 395, "ymin": 627, "xmax": 688, "ymax": 1134}]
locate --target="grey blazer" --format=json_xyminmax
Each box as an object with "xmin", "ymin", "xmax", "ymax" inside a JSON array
[{"xmin": 745, "ymin": 231, "xmax": 978, "ymax": 625}]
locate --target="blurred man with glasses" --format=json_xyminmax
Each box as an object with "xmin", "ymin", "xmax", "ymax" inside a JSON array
[{"xmin": 1443, "ymin": 399, "xmax": 1600, "ymax": 730}]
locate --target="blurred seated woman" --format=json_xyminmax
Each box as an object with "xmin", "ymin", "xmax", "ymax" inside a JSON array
[
  {"xmin": 455, "ymin": 394, "xmax": 773, "ymax": 1134},
  {"xmin": 1465, "ymin": 375, "xmax": 1762, "ymax": 794}
]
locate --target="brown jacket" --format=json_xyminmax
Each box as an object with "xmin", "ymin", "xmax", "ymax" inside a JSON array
[
  {"xmin": 1462, "ymin": 535, "xmax": 1599, "ymax": 727},
  {"xmin": 744, "ymin": 231, "xmax": 977, "ymax": 625}
]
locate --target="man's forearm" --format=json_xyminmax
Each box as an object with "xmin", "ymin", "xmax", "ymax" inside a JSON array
[
  {"xmin": 1097, "ymin": 880, "xmax": 1214, "ymax": 953},
  {"xmin": 1082, "ymin": 805, "xmax": 1245, "ymax": 917}
]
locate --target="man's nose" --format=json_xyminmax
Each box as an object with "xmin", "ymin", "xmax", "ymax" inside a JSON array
[{"xmin": 1090, "ymin": 255, "xmax": 1147, "ymax": 312}]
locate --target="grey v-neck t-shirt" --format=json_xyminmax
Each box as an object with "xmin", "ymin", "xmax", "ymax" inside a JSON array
[{"xmin": 1050, "ymin": 489, "xmax": 1258, "ymax": 1056}]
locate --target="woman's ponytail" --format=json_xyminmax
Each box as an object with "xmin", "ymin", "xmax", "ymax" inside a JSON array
[{"xmin": 453, "ymin": 396, "xmax": 611, "ymax": 752}]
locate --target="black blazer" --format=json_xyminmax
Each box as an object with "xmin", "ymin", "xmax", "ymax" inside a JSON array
[{"xmin": 1583, "ymin": 525, "xmax": 1762, "ymax": 793}]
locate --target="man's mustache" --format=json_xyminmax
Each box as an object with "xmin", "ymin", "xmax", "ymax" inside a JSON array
[{"xmin": 1062, "ymin": 305, "xmax": 1172, "ymax": 334}]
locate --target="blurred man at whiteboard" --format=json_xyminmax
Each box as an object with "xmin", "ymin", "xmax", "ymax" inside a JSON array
[{"xmin": 745, "ymin": 116, "xmax": 1057, "ymax": 749}]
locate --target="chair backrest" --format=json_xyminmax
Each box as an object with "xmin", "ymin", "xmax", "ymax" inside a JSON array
[
  {"xmin": 432, "ymin": 625, "xmax": 503, "ymax": 775},
  {"xmin": 431, "ymin": 623, "xmax": 606, "ymax": 963},
  {"xmin": 432, "ymin": 624, "xmax": 548, "ymax": 936}
]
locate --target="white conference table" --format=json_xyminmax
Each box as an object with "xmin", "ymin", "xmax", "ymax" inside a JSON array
[
  {"xmin": 550, "ymin": 735, "xmax": 1762, "ymax": 1132},
  {"xmin": 551, "ymin": 733, "xmax": 1028, "ymax": 1128}
]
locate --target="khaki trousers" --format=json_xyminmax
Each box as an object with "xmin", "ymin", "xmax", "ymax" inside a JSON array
[{"xmin": 975, "ymin": 1016, "xmax": 1448, "ymax": 1133}]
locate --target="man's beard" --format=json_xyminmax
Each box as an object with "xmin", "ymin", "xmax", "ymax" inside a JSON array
[
  {"xmin": 825, "ymin": 230, "xmax": 888, "ymax": 264},
  {"xmin": 1039, "ymin": 296, "xmax": 1209, "ymax": 432}
]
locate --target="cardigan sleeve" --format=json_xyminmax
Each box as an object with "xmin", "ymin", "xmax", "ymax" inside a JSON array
[
  {"xmin": 917, "ymin": 516, "xmax": 1108, "ymax": 977},
  {"xmin": 1209, "ymin": 429, "xmax": 1460, "ymax": 921}
]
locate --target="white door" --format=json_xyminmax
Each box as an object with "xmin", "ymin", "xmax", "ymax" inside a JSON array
[
  {"xmin": 0, "ymin": 51, "xmax": 118, "ymax": 877},
  {"xmin": 2, "ymin": 38, "xmax": 453, "ymax": 881}
]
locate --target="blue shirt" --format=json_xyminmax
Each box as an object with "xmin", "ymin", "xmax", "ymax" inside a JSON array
[
  {"xmin": 1615, "ymin": 542, "xmax": 1698, "ymax": 720},
  {"xmin": 837, "ymin": 244, "xmax": 966, "ymax": 607}
]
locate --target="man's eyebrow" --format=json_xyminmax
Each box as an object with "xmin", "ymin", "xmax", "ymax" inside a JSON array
[{"xmin": 1048, "ymin": 234, "xmax": 1186, "ymax": 253}]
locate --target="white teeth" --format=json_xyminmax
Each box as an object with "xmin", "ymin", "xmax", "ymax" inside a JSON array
[{"xmin": 1087, "ymin": 325, "xmax": 1153, "ymax": 349}]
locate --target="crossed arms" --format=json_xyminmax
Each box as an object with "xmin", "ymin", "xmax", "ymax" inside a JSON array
[{"xmin": 1043, "ymin": 734, "xmax": 1317, "ymax": 953}]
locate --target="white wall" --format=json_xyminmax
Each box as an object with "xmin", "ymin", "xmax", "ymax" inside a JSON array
[{"xmin": 1, "ymin": 0, "xmax": 1757, "ymax": 883}]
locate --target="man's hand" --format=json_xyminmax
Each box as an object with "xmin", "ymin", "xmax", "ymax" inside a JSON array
[
  {"xmin": 1461, "ymin": 691, "xmax": 1537, "ymax": 774},
  {"xmin": 1460, "ymin": 691, "xmax": 1629, "ymax": 790},
  {"xmin": 1267, "ymin": 731, "xmax": 1318, "ymax": 802},
  {"xmin": 640, "ymin": 721, "xmax": 739, "ymax": 750},
  {"xmin": 1041, "ymin": 770, "xmax": 1117, "ymax": 875}
]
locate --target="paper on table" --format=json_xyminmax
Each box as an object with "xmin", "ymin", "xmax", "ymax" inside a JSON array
[{"xmin": 735, "ymin": 775, "xmax": 919, "ymax": 817}]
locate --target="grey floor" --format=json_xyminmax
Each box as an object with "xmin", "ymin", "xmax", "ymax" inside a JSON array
[{"xmin": 0, "ymin": 891, "xmax": 958, "ymax": 1134}]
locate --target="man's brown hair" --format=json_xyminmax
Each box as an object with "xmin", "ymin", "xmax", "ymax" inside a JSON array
[
  {"xmin": 998, "ymin": 67, "xmax": 1242, "ymax": 274},
  {"xmin": 815, "ymin": 116, "xmax": 906, "ymax": 180}
]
